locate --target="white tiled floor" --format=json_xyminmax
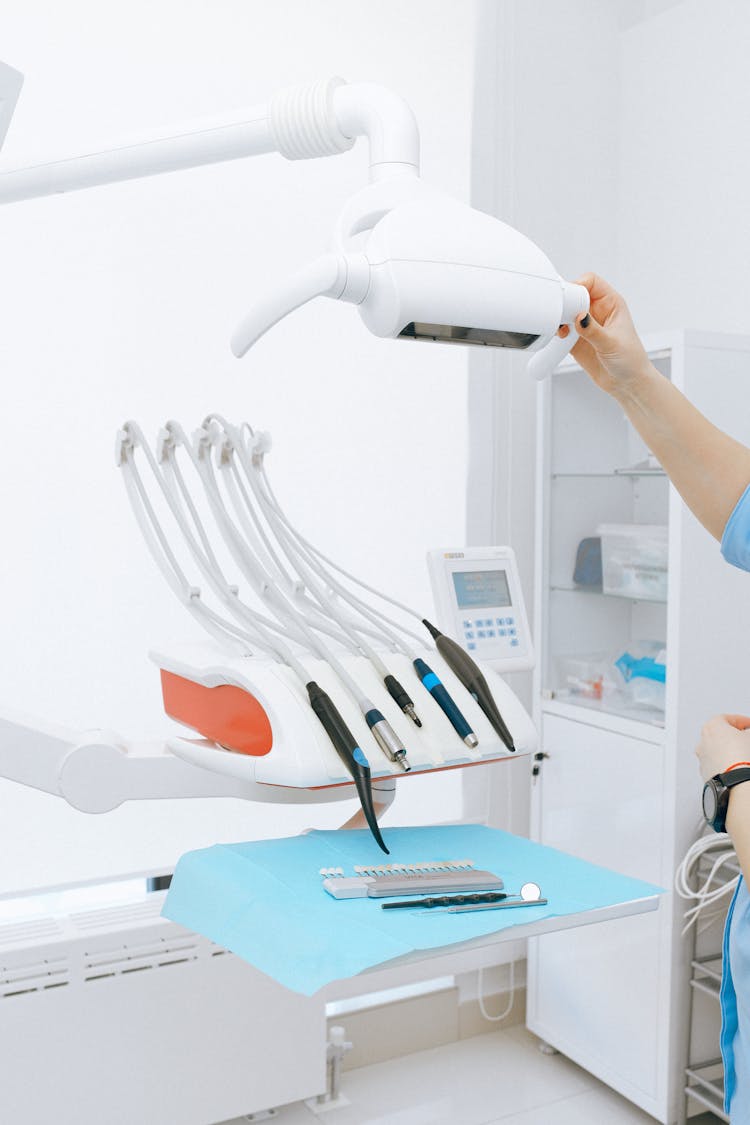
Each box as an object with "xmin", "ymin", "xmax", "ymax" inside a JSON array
[{"xmin": 223, "ymin": 1026, "xmax": 720, "ymax": 1124}]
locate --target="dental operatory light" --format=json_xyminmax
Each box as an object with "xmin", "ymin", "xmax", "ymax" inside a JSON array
[
  {"xmin": 229, "ymin": 79, "xmax": 589, "ymax": 378},
  {"xmin": 0, "ymin": 71, "xmax": 587, "ymax": 380}
]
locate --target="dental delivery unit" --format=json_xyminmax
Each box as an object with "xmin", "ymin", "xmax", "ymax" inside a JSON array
[
  {"xmin": 116, "ymin": 417, "xmax": 536, "ymax": 852},
  {"xmin": 0, "ymin": 67, "xmax": 584, "ymax": 846}
]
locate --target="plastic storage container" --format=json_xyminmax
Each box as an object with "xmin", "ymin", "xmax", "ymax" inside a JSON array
[
  {"xmin": 596, "ymin": 523, "xmax": 668, "ymax": 601},
  {"xmin": 615, "ymin": 642, "xmax": 667, "ymax": 712},
  {"xmin": 556, "ymin": 654, "xmax": 617, "ymax": 701}
]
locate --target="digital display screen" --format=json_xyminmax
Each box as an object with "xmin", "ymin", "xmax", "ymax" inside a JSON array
[{"xmin": 452, "ymin": 569, "xmax": 511, "ymax": 610}]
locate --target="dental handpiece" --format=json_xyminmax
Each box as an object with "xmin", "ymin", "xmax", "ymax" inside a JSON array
[
  {"xmin": 412, "ymin": 657, "xmax": 478, "ymax": 748},
  {"xmin": 306, "ymin": 681, "xmax": 389, "ymax": 854},
  {"xmin": 364, "ymin": 705, "xmax": 410, "ymax": 772},
  {"xmin": 383, "ymin": 675, "xmax": 422, "ymax": 728},
  {"xmin": 422, "ymin": 620, "xmax": 515, "ymax": 752}
]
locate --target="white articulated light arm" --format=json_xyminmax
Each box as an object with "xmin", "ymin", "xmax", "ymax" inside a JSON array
[{"xmin": 0, "ymin": 76, "xmax": 418, "ymax": 200}]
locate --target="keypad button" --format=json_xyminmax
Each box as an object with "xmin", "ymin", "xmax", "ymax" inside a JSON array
[
  {"xmin": 509, "ymin": 628, "xmax": 517, "ymax": 637},
  {"xmin": 463, "ymin": 620, "xmax": 472, "ymax": 629},
  {"xmin": 511, "ymin": 639, "xmax": 519, "ymax": 647},
  {"xmin": 467, "ymin": 642, "xmax": 477, "ymax": 651},
  {"xmin": 487, "ymin": 629, "xmax": 496, "ymax": 638},
  {"xmin": 465, "ymin": 631, "xmax": 475, "ymax": 640},
  {"xmin": 499, "ymin": 629, "xmax": 507, "ymax": 637},
  {"xmin": 477, "ymin": 630, "xmax": 486, "ymax": 639}
]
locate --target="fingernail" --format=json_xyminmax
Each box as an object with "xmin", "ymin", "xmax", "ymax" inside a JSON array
[{"xmin": 580, "ymin": 314, "xmax": 590, "ymax": 329}]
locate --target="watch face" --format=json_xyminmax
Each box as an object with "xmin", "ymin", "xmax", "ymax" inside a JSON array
[{"xmin": 703, "ymin": 781, "xmax": 718, "ymax": 824}]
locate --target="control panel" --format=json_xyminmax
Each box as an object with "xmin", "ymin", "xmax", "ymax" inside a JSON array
[{"xmin": 427, "ymin": 546, "xmax": 534, "ymax": 672}]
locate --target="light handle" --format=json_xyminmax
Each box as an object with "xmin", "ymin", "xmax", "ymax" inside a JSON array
[
  {"xmin": 230, "ymin": 252, "xmax": 370, "ymax": 357},
  {"xmin": 526, "ymin": 282, "xmax": 589, "ymax": 381}
]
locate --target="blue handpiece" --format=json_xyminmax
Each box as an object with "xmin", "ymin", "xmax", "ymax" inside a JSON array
[{"xmin": 413, "ymin": 658, "xmax": 478, "ymax": 748}]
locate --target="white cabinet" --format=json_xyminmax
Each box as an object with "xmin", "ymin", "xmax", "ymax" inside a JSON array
[
  {"xmin": 528, "ymin": 713, "xmax": 665, "ymax": 1107},
  {"xmin": 528, "ymin": 332, "xmax": 750, "ymax": 1123}
]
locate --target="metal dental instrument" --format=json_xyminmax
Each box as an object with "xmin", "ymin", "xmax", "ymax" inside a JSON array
[
  {"xmin": 382, "ymin": 892, "xmax": 509, "ymax": 910},
  {"xmin": 444, "ymin": 897, "xmax": 548, "ymax": 914},
  {"xmin": 438, "ymin": 882, "xmax": 545, "ymax": 913},
  {"xmin": 422, "ymin": 619, "xmax": 515, "ymax": 751}
]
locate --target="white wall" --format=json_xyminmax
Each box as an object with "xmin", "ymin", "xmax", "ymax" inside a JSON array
[
  {"xmin": 0, "ymin": 0, "xmax": 478, "ymax": 894},
  {"xmin": 468, "ymin": 0, "xmax": 750, "ymax": 836},
  {"xmin": 618, "ymin": 0, "xmax": 750, "ymax": 337},
  {"xmin": 467, "ymin": 0, "xmax": 623, "ymax": 834}
]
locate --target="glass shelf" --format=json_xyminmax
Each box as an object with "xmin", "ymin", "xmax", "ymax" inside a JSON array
[
  {"xmin": 550, "ymin": 584, "xmax": 667, "ymax": 605},
  {"xmin": 551, "ymin": 470, "xmax": 667, "ymax": 479},
  {"xmin": 546, "ymin": 691, "xmax": 665, "ymax": 729}
]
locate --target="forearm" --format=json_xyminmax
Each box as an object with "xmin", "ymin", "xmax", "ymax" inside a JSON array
[
  {"xmin": 727, "ymin": 783, "xmax": 750, "ymax": 885},
  {"xmin": 617, "ymin": 364, "xmax": 750, "ymax": 541}
]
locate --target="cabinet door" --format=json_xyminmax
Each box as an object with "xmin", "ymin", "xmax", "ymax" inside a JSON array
[{"xmin": 527, "ymin": 714, "xmax": 666, "ymax": 1114}]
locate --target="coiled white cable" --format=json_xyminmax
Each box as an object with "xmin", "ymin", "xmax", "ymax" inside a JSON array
[{"xmin": 674, "ymin": 827, "xmax": 739, "ymax": 935}]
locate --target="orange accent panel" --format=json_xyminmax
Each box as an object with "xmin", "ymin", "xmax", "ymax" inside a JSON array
[{"xmin": 160, "ymin": 670, "xmax": 273, "ymax": 757}]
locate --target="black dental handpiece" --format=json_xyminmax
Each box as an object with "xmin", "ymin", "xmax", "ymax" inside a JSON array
[
  {"xmin": 306, "ymin": 682, "xmax": 389, "ymax": 854},
  {"xmin": 422, "ymin": 620, "xmax": 516, "ymax": 752},
  {"xmin": 383, "ymin": 674, "xmax": 422, "ymax": 728}
]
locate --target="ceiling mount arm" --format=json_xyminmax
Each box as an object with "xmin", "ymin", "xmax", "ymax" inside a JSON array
[{"xmin": 0, "ymin": 74, "xmax": 420, "ymax": 205}]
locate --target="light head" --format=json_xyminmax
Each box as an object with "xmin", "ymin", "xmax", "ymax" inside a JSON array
[{"xmin": 231, "ymin": 172, "xmax": 588, "ymax": 379}]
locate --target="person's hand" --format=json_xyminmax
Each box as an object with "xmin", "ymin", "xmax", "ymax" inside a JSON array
[
  {"xmin": 695, "ymin": 714, "xmax": 750, "ymax": 782},
  {"xmin": 558, "ymin": 273, "xmax": 655, "ymax": 401}
]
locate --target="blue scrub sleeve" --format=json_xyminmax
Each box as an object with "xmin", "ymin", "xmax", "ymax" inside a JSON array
[{"xmin": 721, "ymin": 483, "xmax": 750, "ymax": 572}]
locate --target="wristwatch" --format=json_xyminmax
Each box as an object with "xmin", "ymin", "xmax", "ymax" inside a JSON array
[{"xmin": 703, "ymin": 767, "xmax": 750, "ymax": 833}]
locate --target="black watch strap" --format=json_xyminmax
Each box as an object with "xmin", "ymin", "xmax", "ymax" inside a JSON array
[
  {"xmin": 719, "ymin": 766, "xmax": 750, "ymax": 788},
  {"xmin": 704, "ymin": 767, "xmax": 750, "ymax": 833}
]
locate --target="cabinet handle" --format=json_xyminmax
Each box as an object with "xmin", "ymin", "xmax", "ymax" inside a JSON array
[{"xmin": 532, "ymin": 751, "xmax": 550, "ymax": 781}]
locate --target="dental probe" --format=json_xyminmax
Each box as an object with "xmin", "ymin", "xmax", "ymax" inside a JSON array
[
  {"xmin": 441, "ymin": 898, "xmax": 548, "ymax": 914},
  {"xmin": 422, "ymin": 619, "xmax": 515, "ymax": 752},
  {"xmin": 192, "ymin": 425, "xmax": 413, "ymax": 772}
]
